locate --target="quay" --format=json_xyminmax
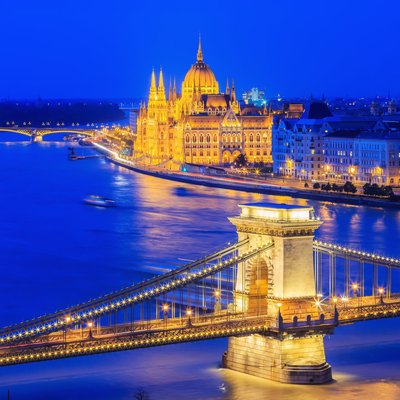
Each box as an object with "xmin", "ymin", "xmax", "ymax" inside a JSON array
[{"xmin": 93, "ymin": 143, "xmax": 400, "ymax": 209}]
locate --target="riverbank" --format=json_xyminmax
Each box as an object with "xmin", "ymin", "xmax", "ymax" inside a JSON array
[{"xmin": 93, "ymin": 143, "xmax": 400, "ymax": 209}]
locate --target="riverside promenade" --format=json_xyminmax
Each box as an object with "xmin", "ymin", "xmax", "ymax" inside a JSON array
[{"xmin": 93, "ymin": 143, "xmax": 400, "ymax": 209}]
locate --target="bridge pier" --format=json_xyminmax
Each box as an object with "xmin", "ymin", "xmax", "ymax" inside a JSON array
[
  {"xmin": 223, "ymin": 202, "xmax": 332, "ymax": 384},
  {"xmin": 31, "ymin": 133, "xmax": 43, "ymax": 142},
  {"xmin": 223, "ymin": 334, "xmax": 331, "ymax": 384}
]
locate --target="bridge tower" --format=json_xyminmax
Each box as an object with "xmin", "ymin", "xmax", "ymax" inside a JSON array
[{"xmin": 223, "ymin": 202, "xmax": 332, "ymax": 384}]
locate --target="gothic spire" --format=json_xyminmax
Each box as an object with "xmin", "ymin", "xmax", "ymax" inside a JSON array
[
  {"xmin": 231, "ymin": 79, "xmax": 236, "ymax": 102},
  {"xmin": 225, "ymin": 79, "xmax": 230, "ymax": 95},
  {"xmin": 149, "ymin": 68, "xmax": 157, "ymax": 101},
  {"xmin": 168, "ymin": 77, "xmax": 173, "ymax": 101},
  {"xmin": 158, "ymin": 67, "xmax": 166, "ymax": 101},
  {"xmin": 197, "ymin": 34, "xmax": 203, "ymax": 62},
  {"xmin": 173, "ymin": 77, "xmax": 177, "ymax": 101}
]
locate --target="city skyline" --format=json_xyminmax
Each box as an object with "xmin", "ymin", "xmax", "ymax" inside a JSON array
[{"xmin": 1, "ymin": 0, "xmax": 400, "ymax": 100}]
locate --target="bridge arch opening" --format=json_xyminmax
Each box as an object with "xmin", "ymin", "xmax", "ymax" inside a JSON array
[{"xmin": 0, "ymin": 130, "xmax": 31, "ymax": 142}]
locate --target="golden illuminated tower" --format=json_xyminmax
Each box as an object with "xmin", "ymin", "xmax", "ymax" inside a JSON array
[
  {"xmin": 134, "ymin": 37, "xmax": 273, "ymax": 169},
  {"xmin": 181, "ymin": 36, "xmax": 219, "ymax": 110}
]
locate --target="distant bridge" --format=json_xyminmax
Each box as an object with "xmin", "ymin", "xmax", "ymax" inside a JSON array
[
  {"xmin": 1, "ymin": 203, "xmax": 400, "ymax": 385},
  {"xmin": 0, "ymin": 127, "xmax": 97, "ymax": 141}
]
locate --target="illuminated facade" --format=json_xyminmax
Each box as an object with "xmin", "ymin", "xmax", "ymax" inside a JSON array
[
  {"xmin": 324, "ymin": 131, "xmax": 400, "ymax": 185},
  {"xmin": 135, "ymin": 39, "xmax": 273, "ymax": 167},
  {"xmin": 242, "ymin": 88, "xmax": 266, "ymax": 107},
  {"xmin": 273, "ymin": 102, "xmax": 400, "ymax": 184}
]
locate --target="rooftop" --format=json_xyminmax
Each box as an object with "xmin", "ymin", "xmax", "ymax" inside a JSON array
[
  {"xmin": 240, "ymin": 202, "xmax": 311, "ymax": 210},
  {"xmin": 302, "ymin": 101, "xmax": 332, "ymax": 119}
]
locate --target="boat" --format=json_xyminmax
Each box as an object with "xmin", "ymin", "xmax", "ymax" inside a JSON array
[
  {"xmin": 69, "ymin": 153, "xmax": 86, "ymax": 160},
  {"xmin": 83, "ymin": 195, "xmax": 116, "ymax": 207},
  {"xmin": 68, "ymin": 147, "xmax": 84, "ymax": 160},
  {"xmin": 78, "ymin": 138, "xmax": 94, "ymax": 147}
]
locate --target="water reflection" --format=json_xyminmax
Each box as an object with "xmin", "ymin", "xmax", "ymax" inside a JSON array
[{"xmin": 1, "ymin": 142, "xmax": 400, "ymax": 399}]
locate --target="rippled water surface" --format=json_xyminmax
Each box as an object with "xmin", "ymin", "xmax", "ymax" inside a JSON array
[{"xmin": 0, "ymin": 139, "xmax": 400, "ymax": 399}]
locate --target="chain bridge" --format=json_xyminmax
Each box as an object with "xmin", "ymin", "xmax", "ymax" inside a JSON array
[{"xmin": 1, "ymin": 202, "xmax": 400, "ymax": 384}]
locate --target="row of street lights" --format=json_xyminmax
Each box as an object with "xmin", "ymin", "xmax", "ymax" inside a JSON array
[
  {"xmin": 313, "ymin": 285, "xmax": 387, "ymax": 309},
  {"xmin": 161, "ymin": 289, "xmax": 221, "ymax": 327}
]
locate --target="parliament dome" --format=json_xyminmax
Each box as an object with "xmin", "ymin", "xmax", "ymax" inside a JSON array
[{"xmin": 182, "ymin": 39, "xmax": 219, "ymax": 98}]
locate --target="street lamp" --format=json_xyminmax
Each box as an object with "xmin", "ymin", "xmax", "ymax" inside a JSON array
[
  {"xmin": 186, "ymin": 308, "xmax": 193, "ymax": 327},
  {"xmin": 87, "ymin": 321, "xmax": 94, "ymax": 339},
  {"xmin": 214, "ymin": 290, "xmax": 221, "ymax": 313},
  {"xmin": 378, "ymin": 288, "xmax": 385, "ymax": 304},
  {"xmin": 63, "ymin": 316, "xmax": 71, "ymax": 341},
  {"xmin": 352, "ymin": 283, "xmax": 359, "ymax": 297},
  {"xmin": 341, "ymin": 296, "xmax": 349, "ymax": 309},
  {"xmin": 162, "ymin": 304, "xmax": 169, "ymax": 327}
]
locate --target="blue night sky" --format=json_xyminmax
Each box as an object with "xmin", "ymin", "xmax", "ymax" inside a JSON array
[{"xmin": 1, "ymin": 0, "xmax": 399, "ymax": 100}]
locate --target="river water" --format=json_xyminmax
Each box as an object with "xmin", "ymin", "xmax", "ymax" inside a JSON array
[{"xmin": 0, "ymin": 137, "xmax": 400, "ymax": 399}]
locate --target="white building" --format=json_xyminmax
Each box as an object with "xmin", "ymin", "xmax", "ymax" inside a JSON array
[
  {"xmin": 273, "ymin": 103, "xmax": 400, "ymax": 185},
  {"xmin": 272, "ymin": 101, "xmax": 331, "ymax": 180}
]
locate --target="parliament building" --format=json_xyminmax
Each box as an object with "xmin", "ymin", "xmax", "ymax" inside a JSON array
[{"xmin": 134, "ymin": 39, "xmax": 273, "ymax": 168}]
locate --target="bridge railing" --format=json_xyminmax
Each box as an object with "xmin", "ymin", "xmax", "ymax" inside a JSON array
[
  {"xmin": 0, "ymin": 240, "xmax": 274, "ymax": 346},
  {"xmin": 313, "ymin": 240, "xmax": 400, "ymax": 301}
]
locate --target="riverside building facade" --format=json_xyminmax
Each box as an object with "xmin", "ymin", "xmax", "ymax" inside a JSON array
[{"xmin": 273, "ymin": 102, "xmax": 400, "ymax": 185}]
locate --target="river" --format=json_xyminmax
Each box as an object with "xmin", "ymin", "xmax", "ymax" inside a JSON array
[{"xmin": 0, "ymin": 137, "xmax": 400, "ymax": 399}]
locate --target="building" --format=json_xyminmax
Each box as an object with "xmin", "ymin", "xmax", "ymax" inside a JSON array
[
  {"xmin": 134, "ymin": 39, "xmax": 273, "ymax": 168},
  {"xmin": 273, "ymin": 102, "xmax": 400, "ymax": 185},
  {"xmin": 324, "ymin": 131, "xmax": 400, "ymax": 185},
  {"xmin": 242, "ymin": 88, "xmax": 266, "ymax": 107},
  {"xmin": 272, "ymin": 101, "xmax": 331, "ymax": 180},
  {"xmin": 129, "ymin": 109, "xmax": 139, "ymax": 134}
]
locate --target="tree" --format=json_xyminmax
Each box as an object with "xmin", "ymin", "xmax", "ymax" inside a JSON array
[
  {"xmin": 343, "ymin": 181, "xmax": 357, "ymax": 194},
  {"xmin": 304, "ymin": 182, "xmax": 309, "ymax": 188},
  {"xmin": 332, "ymin": 183, "xmax": 340, "ymax": 192},
  {"xmin": 134, "ymin": 388, "xmax": 149, "ymax": 400},
  {"xmin": 313, "ymin": 182, "xmax": 321, "ymax": 189},
  {"xmin": 363, "ymin": 183, "xmax": 393, "ymax": 197},
  {"xmin": 234, "ymin": 153, "xmax": 248, "ymax": 168},
  {"xmin": 363, "ymin": 183, "xmax": 372, "ymax": 195},
  {"xmin": 322, "ymin": 183, "xmax": 332, "ymax": 191},
  {"xmin": 371, "ymin": 183, "xmax": 380, "ymax": 195},
  {"xmin": 382, "ymin": 186, "xmax": 394, "ymax": 198}
]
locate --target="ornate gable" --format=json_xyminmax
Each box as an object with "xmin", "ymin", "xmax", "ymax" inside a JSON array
[{"xmin": 222, "ymin": 107, "xmax": 241, "ymax": 127}]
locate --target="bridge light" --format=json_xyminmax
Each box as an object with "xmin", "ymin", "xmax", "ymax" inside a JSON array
[
  {"xmin": 87, "ymin": 322, "xmax": 93, "ymax": 328},
  {"xmin": 162, "ymin": 304, "xmax": 169, "ymax": 312},
  {"xmin": 186, "ymin": 308, "xmax": 192, "ymax": 316},
  {"xmin": 378, "ymin": 288, "xmax": 384, "ymax": 295},
  {"xmin": 332, "ymin": 297, "xmax": 338, "ymax": 303},
  {"xmin": 214, "ymin": 290, "xmax": 220, "ymax": 298},
  {"xmin": 65, "ymin": 316, "xmax": 71, "ymax": 324},
  {"xmin": 315, "ymin": 300, "xmax": 321, "ymax": 307},
  {"xmin": 277, "ymin": 302, "xmax": 282, "ymax": 308}
]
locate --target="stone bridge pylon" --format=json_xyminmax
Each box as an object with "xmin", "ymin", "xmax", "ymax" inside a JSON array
[{"xmin": 223, "ymin": 202, "xmax": 332, "ymax": 384}]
